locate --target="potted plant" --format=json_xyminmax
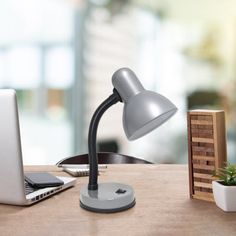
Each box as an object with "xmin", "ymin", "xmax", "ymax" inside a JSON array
[{"xmin": 212, "ymin": 163, "xmax": 236, "ymax": 212}]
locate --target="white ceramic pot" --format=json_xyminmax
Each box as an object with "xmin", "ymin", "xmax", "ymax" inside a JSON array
[{"xmin": 212, "ymin": 180, "xmax": 236, "ymax": 212}]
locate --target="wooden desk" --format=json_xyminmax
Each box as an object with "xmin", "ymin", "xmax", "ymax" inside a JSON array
[{"xmin": 0, "ymin": 165, "xmax": 236, "ymax": 236}]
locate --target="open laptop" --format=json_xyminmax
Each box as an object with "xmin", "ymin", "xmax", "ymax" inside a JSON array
[{"xmin": 0, "ymin": 89, "xmax": 76, "ymax": 205}]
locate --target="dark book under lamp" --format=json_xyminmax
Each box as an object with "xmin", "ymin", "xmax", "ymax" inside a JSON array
[{"xmin": 80, "ymin": 68, "xmax": 177, "ymax": 213}]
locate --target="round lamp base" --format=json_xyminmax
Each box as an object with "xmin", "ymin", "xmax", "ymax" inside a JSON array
[{"xmin": 80, "ymin": 182, "xmax": 135, "ymax": 213}]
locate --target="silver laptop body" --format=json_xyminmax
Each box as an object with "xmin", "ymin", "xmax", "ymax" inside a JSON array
[{"xmin": 0, "ymin": 89, "xmax": 76, "ymax": 205}]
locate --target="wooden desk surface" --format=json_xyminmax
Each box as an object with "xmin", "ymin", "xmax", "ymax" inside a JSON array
[{"xmin": 0, "ymin": 164, "xmax": 236, "ymax": 236}]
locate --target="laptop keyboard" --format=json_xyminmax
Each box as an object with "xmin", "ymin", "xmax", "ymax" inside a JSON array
[{"xmin": 24, "ymin": 181, "xmax": 38, "ymax": 195}]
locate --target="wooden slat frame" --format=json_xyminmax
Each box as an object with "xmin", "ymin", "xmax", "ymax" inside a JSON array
[
  {"xmin": 193, "ymin": 173, "xmax": 217, "ymax": 180},
  {"xmin": 191, "ymin": 120, "xmax": 213, "ymax": 125},
  {"xmin": 193, "ymin": 193, "xmax": 214, "ymax": 202},
  {"xmin": 191, "ymin": 137, "xmax": 214, "ymax": 143},
  {"xmin": 187, "ymin": 110, "xmax": 227, "ymax": 203},
  {"xmin": 194, "ymin": 191, "xmax": 214, "ymax": 198},
  {"xmin": 193, "ymin": 164, "xmax": 214, "ymax": 170},
  {"xmin": 192, "ymin": 155, "xmax": 215, "ymax": 161},
  {"xmin": 194, "ymin": 181, "xmax": 212, "ymax": 189}
]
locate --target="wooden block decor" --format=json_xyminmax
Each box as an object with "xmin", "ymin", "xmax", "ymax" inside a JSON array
[{"xmin": 187, "ymin": 110, "xmax": 227, "ymax": 202}]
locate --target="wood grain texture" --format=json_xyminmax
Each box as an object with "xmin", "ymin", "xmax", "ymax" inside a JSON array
[
  {"xmin": 190, "ymin": 120, "xmax": 213, "ymax": 125},
  {"xmin": 187, "ymin": 113, "xmax": 194, "ymax": 198},
  {"xmin": 187, "ymin": 110, "xmax": 227, "ymax": 203},
  {"xmin": 192, "ymin": 164, "xmax": 215, "ymax": 171},
  {"xmin": 213, "ymin": 112, "xmax": 227, "ymax": 170},
  {"xmin": 192, "ymin": 155, "xmax": 215, "ymax": 161},
  {"xmin": 191, "ymin": 137, "xmax": 214, "ymax": 143},
  {"xmin": 193, "ymin": 173, "xmax": 217, "ymax": 180},
  {"xmin": 194, "ymin": 191, "xmax": 214, "ymax": 198},
  {"xmin": 1, "ymin": 164, "xmax": 236, "ymax": 236},
  {"xmin": 192, "ymin": 194, "xmax": 214, "ymax": 202},
  {"xmin": 194, "ymin": 181, "xmax": 212, "ymax": 189}
]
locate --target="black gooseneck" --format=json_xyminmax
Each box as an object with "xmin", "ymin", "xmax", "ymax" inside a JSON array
[{"xmin": 88, "ymin": 89, "xmax": 122, "ymax": 190}]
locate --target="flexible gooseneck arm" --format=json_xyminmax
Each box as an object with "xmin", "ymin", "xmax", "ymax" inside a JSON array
[{"xmin": 88, "ymin": 89, "xmax": 121, "ymax": 190}]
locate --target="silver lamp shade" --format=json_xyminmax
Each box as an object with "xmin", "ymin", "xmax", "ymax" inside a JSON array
[{"xmin": 112, "ymin": 68, "xmax": 177, "ymax": 140}]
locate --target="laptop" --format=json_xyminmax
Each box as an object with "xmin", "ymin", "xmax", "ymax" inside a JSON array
[{"xmin": 0, "ymin": 89, "xmax": 76, "ymax": 205}]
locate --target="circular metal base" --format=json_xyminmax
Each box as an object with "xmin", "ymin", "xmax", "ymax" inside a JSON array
[{"xmin": 80, "ymin": 182, "xmax": 135, "ymax": 213}]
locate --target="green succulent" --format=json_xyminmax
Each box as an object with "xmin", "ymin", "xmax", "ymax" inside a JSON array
[{"xmin": 214, "ymin": 163, "xmax": 236, "ymax": 186}]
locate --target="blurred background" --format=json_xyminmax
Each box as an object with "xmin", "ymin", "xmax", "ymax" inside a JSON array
[{"xmin": 1, "ymin": 0, "xmax": 236, "ymax": 164}]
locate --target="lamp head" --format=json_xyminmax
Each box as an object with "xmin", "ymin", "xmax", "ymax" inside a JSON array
[{"xmin": 112, "ymin": 68, "xmax": 177, "ymax": 140}]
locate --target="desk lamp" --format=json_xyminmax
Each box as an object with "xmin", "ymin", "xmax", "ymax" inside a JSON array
[{"xmin": 80, "ymin": 68, "xmax": 177, "ymax": 213}]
